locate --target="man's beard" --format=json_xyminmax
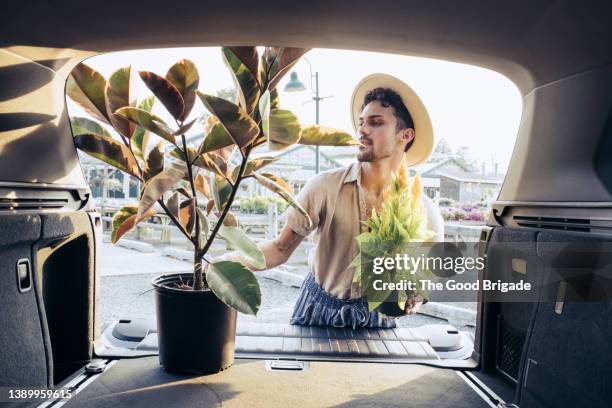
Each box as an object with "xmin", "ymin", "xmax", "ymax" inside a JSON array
[
  {"xmin": 357, "ymin": 149, "xmax": 375, "ymax": 162},
  {"xmin": 357, "ymin": 146, "xmax": 393, "ymax": 162},
  {"xmin": 357, "ymin": 138, "xmax": 375, "ymax": 162}
]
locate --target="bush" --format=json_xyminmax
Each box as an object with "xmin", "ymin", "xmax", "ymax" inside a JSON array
[
  {"xmin": 439, "ymin": 207, "xmax": 453, "ymax": 221},
  {"xmin": 465, "ymin": 209, "xmax": 485, "ymax": 222},
  {"xmin": 452, "ymin": 208, "xmax": 467, "ymax": 221},
  {"xmin": 438, "ymin": 197, "xmax": 455, "ymax": 207},
  {"xmin": 239, "ymin": 196, "xmax": 288, "ymax": 214}
]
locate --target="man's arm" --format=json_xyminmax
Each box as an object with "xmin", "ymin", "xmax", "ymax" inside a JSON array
[
  {"xmin": 211, "ymin": 223, "xmax": 306, "ymax": 271},
  {"xmin": 212, "ymin": 172, "xmax": 323, "ymax": 271}
]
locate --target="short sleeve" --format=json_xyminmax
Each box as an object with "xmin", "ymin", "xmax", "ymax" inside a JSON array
[
  {"xmin": 283, "ymin": 174, "xmax": 326, "ymax": 237},
  {"xmin": 421, "ymin": 195, "xmax": 445, "ymax": 242}
]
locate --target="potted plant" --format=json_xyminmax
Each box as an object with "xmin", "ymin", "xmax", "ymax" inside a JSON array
[
  {"xmin": 67, "ymin": 46, "xmax": 356, "ymax": 374},
  {"xmin": 351, "ymin": 162, "xmax": 434, "ymax": 316}
]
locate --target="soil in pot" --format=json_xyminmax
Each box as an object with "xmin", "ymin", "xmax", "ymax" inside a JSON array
[{"xmin": 152, "ymin": 273, "xmax": 237, "ymax": 375}]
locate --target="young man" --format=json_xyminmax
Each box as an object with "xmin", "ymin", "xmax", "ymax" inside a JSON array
[{"xmin": 219, "ymin": 73, "xmax": 443, "ymax": 328}]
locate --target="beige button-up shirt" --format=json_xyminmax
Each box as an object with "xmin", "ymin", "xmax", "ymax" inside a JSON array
[{"xmin": 285, "ymin": 161, "xmax": 444, "ymax": 300}]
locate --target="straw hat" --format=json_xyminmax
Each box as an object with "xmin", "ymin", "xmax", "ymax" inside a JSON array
[{"xmin": 351, "ymin": 73, "xmax": 434, "ymax": 166}]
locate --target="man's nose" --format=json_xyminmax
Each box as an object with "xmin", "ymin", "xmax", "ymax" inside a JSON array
[{"xmin": 358, "ymin": 123, "xmax": 369, "ymax": 137}]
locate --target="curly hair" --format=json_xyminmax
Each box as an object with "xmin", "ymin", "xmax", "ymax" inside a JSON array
[{"xmin": 361, "ymin": 87, "xmax": 415, "ymax": 152}]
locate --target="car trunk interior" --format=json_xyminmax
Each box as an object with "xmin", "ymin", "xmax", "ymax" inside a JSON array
[{"xmin": 1, "ymin": 1, "xmax": 612, "ymax": 407}]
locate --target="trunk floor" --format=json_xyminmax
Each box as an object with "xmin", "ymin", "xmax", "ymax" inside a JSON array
[{"xmin": 64, "ymin": 357, "xmax": 489, "ymax": 407}]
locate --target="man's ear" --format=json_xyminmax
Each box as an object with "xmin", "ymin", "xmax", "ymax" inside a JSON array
[{"xmin": 402, "ymin": 128, "xmax": 415, "ymax": 145}]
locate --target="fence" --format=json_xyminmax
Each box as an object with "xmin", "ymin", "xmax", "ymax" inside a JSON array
[{"xmin": 101, "ymin": 204, "xmax": 483, "ymax": 245}]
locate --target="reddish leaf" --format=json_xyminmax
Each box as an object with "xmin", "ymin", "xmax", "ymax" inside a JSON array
[
  {"xmin": 206, "ymin": 199, "xmax": 215, "ymax": 215},
  {"xmin": 139, "ymin": 71, "xmax": 185, "ymax": 121},
  {"xmin": 267, "ymin": 48, "xmax": 310, "ymax": 90},
  {"xmin": 197, "ymin": 93, "xmax": 259, "ymax": 148},
  {"xmin": 67, "ymin": 64, "xmax": 109, "ymax": 124},
  {"xmin": 166, "ymin": 59, "xmax": 200, "ymax": 122},
  {"xmin": 179, "ymin": 198, "xmax": 196, "ymax": 234}
]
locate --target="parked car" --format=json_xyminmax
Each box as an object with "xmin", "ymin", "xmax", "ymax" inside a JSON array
[{"xmin": 1, "ymin": 1, "xmax": 610, "ymax": 407}]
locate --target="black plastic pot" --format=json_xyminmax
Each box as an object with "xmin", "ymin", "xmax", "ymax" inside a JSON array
[
  {"xmin": 376, "ymin": 290, "xmax": 405, "ymax": 317},
  {"xmin": 152, "ymin": 273, "xmax": 237, "ymax": 375},
  {"xmin": 376, "ymin": 290, "xmax": 428, "ymax": 317}
]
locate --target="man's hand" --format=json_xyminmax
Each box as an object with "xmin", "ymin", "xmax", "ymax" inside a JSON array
[{"xmin": 403, "ymin": 294, "xmax": 424, "ymax": 315}]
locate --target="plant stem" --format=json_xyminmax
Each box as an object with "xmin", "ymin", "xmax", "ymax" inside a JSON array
[
  {"xmin": 181, "ymin": 134, "xmax": 198, "ymax": 200},
  {"xmin": 194, "ymin": 248, "xmax": 204, "ymax": 291},
  {"xmin": 157, "ymin": 199, "xmax": 191, "ymax": 242},
  {"xmin": 199, "ymin": 151, "xmax": 250, "ymax": 260},
  {"xmin": 180, "ymin": 133, "xmax": 204, "ymax": 290}
]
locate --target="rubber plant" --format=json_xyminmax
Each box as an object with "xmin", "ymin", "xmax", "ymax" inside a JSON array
[{"xmin": 67, "ymin": 47, "xmax": 358, "ymax": 315}]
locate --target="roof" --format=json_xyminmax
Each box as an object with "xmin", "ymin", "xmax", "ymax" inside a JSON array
[
  {"xmin": 437, "ymin": 170, "xmax": 504, "ymax": 184},
  {"xmin": 412, "ymin": 156, "xmax": 471, "ymax": 176}
]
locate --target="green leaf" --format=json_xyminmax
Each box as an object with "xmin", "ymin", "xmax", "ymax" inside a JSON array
[
  {"xmin": 105, "ymin": 67, "xmax": 138, "ymax": 138},
  {"xmin": 270, "ymin": 88, "xmax": 280, "ymax": 110},
  {"xmin": 111, "ymin": 205, "xmax": 156, "ymax": 244},
  {"xmin": 173, "ymin": 118, "xmax": 197, "ymax": 136},
  {"xmin": 166, "ymin": 192, "xmax": 179, "ymax": 219},
  {"xmin": 115, "ymin": 107, "xmax": 176, "ymax": 145},
  {"xmin": 222, "ymin": 212, "xmax": 239, "ymax": 227},
  {"xmin": 230, "ymin": 156, "xmax": 278, "ymax": 183},
  {"xmin": 210, "ymin": 173, "xmax": 232, "ymax": 212},
  {"xmin": 197, "ymin": 92, "xmax": 260, "ymax": 148},
  {"xmin": 266, "ymin": 47, "xmax": 310, "ymax": 90},
  {"xmin": 206, "ymin": 260, "xmax": 261, "ymax": 315},
  {"xmin": 198, "ymin": 122, "xmax": 234, "ymax": 154},
  {"xmin": 170, "ymin": 146, "xmax": 198, "ymax": 163},
  {"xmin": 222, "ymin": 47, "xmax": 261, "ymax": 114},
  {"xmin": 66, "ymin": 64, "xmax": 109, "ymax": 124},
  {"xmin": 132, "ymin": 96, "xmax": 155, "ymax": 161},
  {"xmin": 252, "ymin": 172, "xmax": 311, "ymax": 228},
  {"xmin": 368, "ymin": 300, "xmax": 386, "ymax": 313},
  {"xmin": 70, "ymin": 117, "xmax": 110, "ymax": 137},
  {"xmin": 74, "ymin": 133, "xmax": 140, "ymax": 178},
  {"xmin": 166, "ymin": 59, "xmax": 200, "ymax": 122},
  {"xmin": 139, "ymin": 71, "xmax": 185, "ymax": 121},
  {"xmin": 397, "ymin": 290, "xmax": 408, "ymax": 314},
  {"xmin": 219, "ymin": 225, "xmax": 266, "ymax": 269},
  {"xmin": 138, "ymin": 162, "xmax": 187, "ymax": 220},
  {"xmin": 268, "ymin": 109, "xmax": 301, "ymax": 151},
  {"xmin": 193, "ymin": 152, "xmax": 227, "ymax": 177},
  {"xmin": 260, "ymin": 172, "xmax": 293, "ymax": 195},
  {"xmin": 299, "ymin": 125, "xmax": 359, "ymax": 146},
  {"xmin": 144, "ymin": 140, "xmax": 165, "ymax": 181}
]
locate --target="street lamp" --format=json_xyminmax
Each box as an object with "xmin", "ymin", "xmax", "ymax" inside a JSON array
[{"xmin": 284, "ymin": 59, "xmax": 330, "ymax": 174}]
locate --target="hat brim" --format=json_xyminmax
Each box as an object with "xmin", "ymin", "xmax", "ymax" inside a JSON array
[{"xmin": 351, "ymin": 73, "xmax": 434, "ymax": 167}]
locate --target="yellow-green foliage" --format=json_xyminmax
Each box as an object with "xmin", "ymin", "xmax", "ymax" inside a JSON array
[
  {"xmin": 357, "ymin": 164, "xmax": 432, "ymax": 257},
  {"xmin": 352, "ymin": 161, "xmax": 434, "ymax": 312}
]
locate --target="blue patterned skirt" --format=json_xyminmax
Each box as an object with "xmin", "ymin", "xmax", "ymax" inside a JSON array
[{"xmin": 290, "ymin": 273, "xmax": 396, "ymax": 329}]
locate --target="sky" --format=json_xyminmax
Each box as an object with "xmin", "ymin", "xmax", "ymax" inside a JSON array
[{"xmin": 67, "ymin": 47, "xmax": 522, "ymax": 173}]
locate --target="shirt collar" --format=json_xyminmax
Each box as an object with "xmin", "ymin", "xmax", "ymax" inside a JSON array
[{"xmin": 343, "ymin": 161, "xmax": 362, "ymax": 184}]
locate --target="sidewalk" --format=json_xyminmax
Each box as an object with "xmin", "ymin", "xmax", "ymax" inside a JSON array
[{"xmin": 99, "ymin": 242, "xmax": 192, "ymax": 276}]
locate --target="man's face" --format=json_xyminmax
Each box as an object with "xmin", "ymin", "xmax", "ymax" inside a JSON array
[{"xmin": 357, "ymin": 101, "xmax": 410, "ymax": 162}]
